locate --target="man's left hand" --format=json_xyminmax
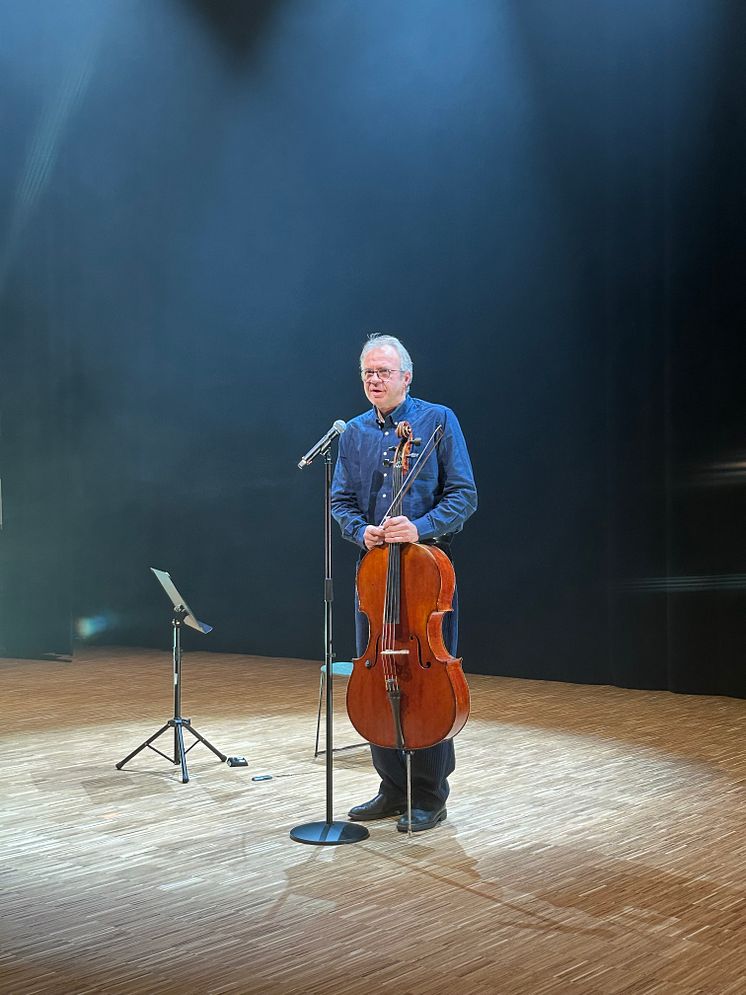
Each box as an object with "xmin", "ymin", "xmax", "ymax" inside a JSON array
[{"xmin": 382, "ymin": 516, "xmax": 419, "ymax": 544}]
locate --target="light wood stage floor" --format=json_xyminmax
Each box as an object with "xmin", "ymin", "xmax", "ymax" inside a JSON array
[{"xmin": 2, "ymin": 646, "xmax": 745, "ymax": 994}]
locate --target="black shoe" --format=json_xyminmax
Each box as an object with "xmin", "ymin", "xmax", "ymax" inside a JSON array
[
  {"xmin": 396, "ymin": 807, "xmax": 447, "ymax": 833},
  {"xmin": 348, "ymin": 793, "xmax": 407, "ymax": 821}
]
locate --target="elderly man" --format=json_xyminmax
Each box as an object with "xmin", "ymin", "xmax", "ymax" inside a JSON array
[{"xmin": 331, "ymin": 333, "xmax": 477, "ymax": 833}]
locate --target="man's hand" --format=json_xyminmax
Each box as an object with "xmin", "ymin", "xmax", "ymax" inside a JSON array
[
  {"xmin": 382, "ymin": 516, "xmax": 419, "ymax": 544},
  {"xmin": 363, "ymin": 525, "xmax": 386, "ymax": 550}
]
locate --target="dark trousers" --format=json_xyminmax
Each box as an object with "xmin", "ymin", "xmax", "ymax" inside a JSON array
[{"xmin": 355, "ymin": 574, "xmax": 459, "ymax": 811}]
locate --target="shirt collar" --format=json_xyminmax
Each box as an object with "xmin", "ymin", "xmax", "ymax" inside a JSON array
[{"xmin": 374, "ymin": 393, "xmax": 413, "ymax": 429}]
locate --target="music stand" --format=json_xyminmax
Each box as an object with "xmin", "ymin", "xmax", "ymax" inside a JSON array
[{"xmin": 116, "ymin": 568, "xmax": 226, "ymax": 783}]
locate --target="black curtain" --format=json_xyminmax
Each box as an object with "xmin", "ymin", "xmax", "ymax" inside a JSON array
[{"xmin": 0, "ymin": 0, "xmax": 743, "ymax": 694}]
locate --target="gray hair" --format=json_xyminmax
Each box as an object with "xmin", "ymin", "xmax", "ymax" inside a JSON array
[{"xmin": 360, "ymin": 333, "xmax": 413, "ymax": 380}]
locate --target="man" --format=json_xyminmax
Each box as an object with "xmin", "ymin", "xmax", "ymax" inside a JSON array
[{"xmin": 331, "ymin": 333, "xmax": 477, "ymax": 833}]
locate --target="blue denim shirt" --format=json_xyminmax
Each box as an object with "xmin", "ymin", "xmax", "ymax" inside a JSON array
[{"xmin": 331, "ymin": 395, "xmax": 477, "ymax": 549}]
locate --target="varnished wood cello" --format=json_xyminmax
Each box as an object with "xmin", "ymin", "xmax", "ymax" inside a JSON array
[{"xmin": 346, "ymin": 421, "xmax": 470, "ymax": 756}]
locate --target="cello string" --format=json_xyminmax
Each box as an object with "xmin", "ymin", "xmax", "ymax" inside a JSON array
[
  {"xmin": 390, "ymin": 448, "xmax": 404, "ymax": 685},
  {"xmin": 382, "ymin": 465, "xmax": 395, "ymax": 678},
  {"xmin": 381, "ymin": 424, "xmax": 412, "ymax": 686},
  {"xmin": 389, "ymin": 460, "xmax": 402, "ymax": 676},
  {"xmin": 384, "ymin": 456, "xmax": 403, "ymax": 681}
]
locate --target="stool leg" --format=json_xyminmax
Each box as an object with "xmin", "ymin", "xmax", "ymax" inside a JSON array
[{"xmin": 314, "ymin": 668, "xmax": 325, "ymax": 757}]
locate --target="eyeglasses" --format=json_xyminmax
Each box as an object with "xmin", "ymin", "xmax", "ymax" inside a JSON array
[{"xmin": 360, "ymin": 368, "xmax": 402, "ymax": 382}]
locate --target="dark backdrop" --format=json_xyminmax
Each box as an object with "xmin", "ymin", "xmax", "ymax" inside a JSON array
[{"xmin": 1, "ymin": 1, "xmax": 744, "ymax": 695}]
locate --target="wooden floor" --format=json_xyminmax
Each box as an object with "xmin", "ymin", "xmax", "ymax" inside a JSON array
[{"xmin": 2, "ymin": 646, "xmax": 746, "ymax": 995}]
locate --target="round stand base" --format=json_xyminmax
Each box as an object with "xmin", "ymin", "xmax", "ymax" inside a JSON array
[{"xmin": 290, "ymin": 820, "xmax": 370, "ymax": 845}]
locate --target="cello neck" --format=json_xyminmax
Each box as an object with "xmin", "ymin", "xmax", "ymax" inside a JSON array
[
  {"xmin": 382, "ymin": 420, "xmax": 412, "ymax": 629},
  {"xmin": 384, "ymin": 459, "xmax": 404, "ymax": 626}
]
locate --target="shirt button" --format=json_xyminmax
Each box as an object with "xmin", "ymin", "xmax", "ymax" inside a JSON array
[
  {"xmin": 382, "ymin": 493, "xmax": 387, "ymax": 498},
  {"xmin": 383, "ymin": 473, "xmax": 387, "ymax": 478},
  {"xmin": 384, "ymin": 432, "xmax": 389, "ymax": 436}
]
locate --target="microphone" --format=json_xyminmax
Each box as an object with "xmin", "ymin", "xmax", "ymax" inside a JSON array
[{"xmin": 297, "ymin": 419, "xmax": 347, "ymax": 469}]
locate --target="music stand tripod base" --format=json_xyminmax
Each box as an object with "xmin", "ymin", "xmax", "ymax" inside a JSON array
[
  {"xmin": 116, "ymin": 714, "xmax": 226, "ymax": 784},
  {"xmin": 116, "ymin": 569, "xmax": 226, "ymax": 783}
]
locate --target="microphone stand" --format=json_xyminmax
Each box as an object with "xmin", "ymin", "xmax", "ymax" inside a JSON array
[{"xmin": 290, "ymin": 447, "xmax": 369, "ymax": 846}]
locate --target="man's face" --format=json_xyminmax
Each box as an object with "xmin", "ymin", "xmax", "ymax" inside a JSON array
[{"xmin": 361, "ymin": 345, "xmax": 411, "ymax": 415}]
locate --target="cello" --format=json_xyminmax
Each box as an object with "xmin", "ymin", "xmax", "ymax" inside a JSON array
[{"xmin": 346, "ymin": 421, "xmax": 470, "ymax": 759}]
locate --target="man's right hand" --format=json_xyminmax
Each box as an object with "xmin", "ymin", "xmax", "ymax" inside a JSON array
[{"xmin": 363, "ymin": 525, "xmax": 385, "ymax": 550}]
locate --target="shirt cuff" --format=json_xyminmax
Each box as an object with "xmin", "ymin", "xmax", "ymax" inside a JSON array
[{"xmin": 410, "ymin": 515, "xmax": 434, "ymax": 542}]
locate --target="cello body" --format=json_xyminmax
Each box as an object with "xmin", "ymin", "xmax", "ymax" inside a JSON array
[{"xmin": 347, "ymin": 541, "xmax": 470, "ymax": 750}]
